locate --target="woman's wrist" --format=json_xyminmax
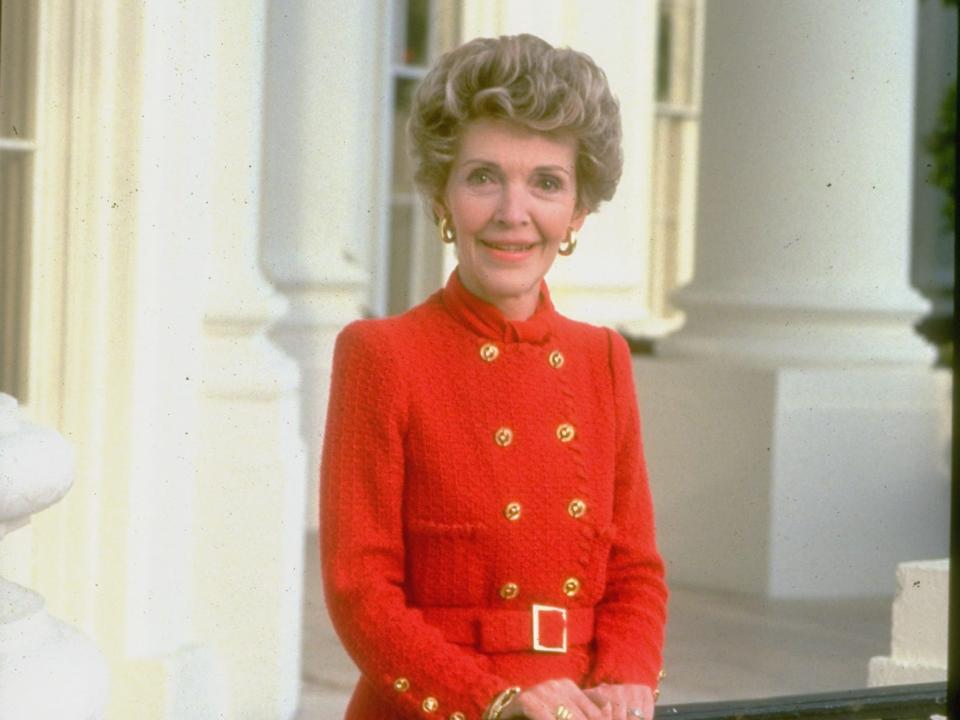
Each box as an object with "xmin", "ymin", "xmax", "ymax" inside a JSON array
[{"xmin": 483, "ymin": 686, "xmax": 521, "ymax": 720}]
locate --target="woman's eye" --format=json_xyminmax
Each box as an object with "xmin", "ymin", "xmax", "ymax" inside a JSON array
[
  {"xmin": 467, "ymin": 169, "xmax": 494, "ymax": 185},
  {"xmin": 537, "ymin": 176, "xmax": 562, "ymax": 192}
]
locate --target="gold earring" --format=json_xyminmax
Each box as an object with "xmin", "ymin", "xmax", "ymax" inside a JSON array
[
  {"xmin": 558, "ymin": 228, "xmax": 578, "ymax": 256},
  {"xmin": 438, "ymin": 216, "xmax": 456, "ymax": 243}
]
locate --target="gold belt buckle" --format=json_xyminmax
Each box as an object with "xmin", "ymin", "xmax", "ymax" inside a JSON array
[{"xmin": 531, "ymin": 603, "xmax": 567, "ymax": 653}]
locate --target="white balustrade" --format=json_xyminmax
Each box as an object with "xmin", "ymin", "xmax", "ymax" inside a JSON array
[{"xmin": 0, "ymin": 393, "xmax": 108, "ymax": 719}]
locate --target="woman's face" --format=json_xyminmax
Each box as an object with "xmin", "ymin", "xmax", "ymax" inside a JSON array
[{"xmin": 436, "ymin": 118, "xmax": 588, "ymax": 320}]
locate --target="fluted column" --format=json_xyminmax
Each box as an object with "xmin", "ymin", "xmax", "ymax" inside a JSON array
[
  {"xmin": 636, "ymin": 0, "xmax": 950, "ymax": 598},
  {"xmin": 7, "ymin": 1, "xmax": 306, "ymax": 716},
  {"xmin": 0, "ymin": 394, "xmax": 108, "ymax": 718}
]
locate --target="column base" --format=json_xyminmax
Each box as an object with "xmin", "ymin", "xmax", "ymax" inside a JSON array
[
  {"xmin": 661, "ymin": 297, "xmax": 935, "ymax": 366},
  {"xmin": 634, "ymin": 357, "xmax": 950, "ymax": 598},
  {"xmin": 270, "ymin": 282, "xmax": 367, "ymax": 534},
  {"xmin": 868, "ymin": 558, "xmax": 948, "ymax": 686}
]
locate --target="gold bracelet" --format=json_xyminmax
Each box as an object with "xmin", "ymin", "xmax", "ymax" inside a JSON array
[{"xmin": 483, "ymin": 686, "xmax": 521, "ymax": 720}]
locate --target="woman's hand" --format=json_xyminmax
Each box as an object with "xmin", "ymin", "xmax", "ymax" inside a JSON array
[
  {"xmin": 499, "ymin": 678, "xmax": 612, "ymax": 720},
  {"xmin": 582, "ymin": 684, "xmax": 655, "ymax": 720}
]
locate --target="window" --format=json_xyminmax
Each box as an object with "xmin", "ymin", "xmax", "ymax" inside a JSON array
[
  {"xmin": 0, "ymin": 0, "xmax": 38, "ymax": 402},
  {"xmin": 378, "ymin": 0, "xmax": 460, "ymax": 317},
  {"xmin": 649, "ymin": 0, "xmax": 704, "ymax": 333}
]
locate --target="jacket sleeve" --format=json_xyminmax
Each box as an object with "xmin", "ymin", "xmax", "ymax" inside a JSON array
[
  {"xmin": 320, "ymin": 321, "xmax": 511, "ymax": 719},
  {"xmin": 585, "ymin": 329, "xmax": 668, "ymax": 691}
]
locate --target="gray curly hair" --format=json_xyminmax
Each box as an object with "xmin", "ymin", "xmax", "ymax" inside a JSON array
[{"xmin": 407, "ymin": 34, "xmax": 623, "ymax": 216}]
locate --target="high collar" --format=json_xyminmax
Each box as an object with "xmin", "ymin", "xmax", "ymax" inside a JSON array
[{"xmin": 441, "ymin": 267, "xmax": 558, "ymax": 344}]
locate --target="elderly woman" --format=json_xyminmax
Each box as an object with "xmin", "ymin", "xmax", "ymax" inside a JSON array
[{"xmin": 321, "ymin": 34, "xmax": 667, "ymax": 720}]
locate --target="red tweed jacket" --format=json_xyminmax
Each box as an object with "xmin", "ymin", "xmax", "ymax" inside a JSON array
[{"xmin": 321, "ymin": 270, "xmax": 667, "ymax": 719}]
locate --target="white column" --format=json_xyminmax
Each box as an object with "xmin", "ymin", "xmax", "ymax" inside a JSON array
[
  {"xmin": 193, "ymin": 2, "xmax": 307, "ymax": 718},
  {"xmin": 0, "ymin": 394, "xmax": 108, "ymax": 719},
  {"xmin": 636, "ymin": 0, "xmax": 950, "ymax": 598},
  {"xmin": 260, "ymin": 2, "xmax": 381, "ymax": 705},
  {"xmin": 24, "ymin": 3, "xmax": 226, "ymax": 717},
  {"xmin": 261, "ymin": 0, "xmax": 380, "ymax": 535},
  {"xmin": 666, "ymin": 0, "xmax": 931, "ymax": 364},
  {"xmin": 19, "ymin": 2, "xmax": 305, "ymax": 717},
  {"xmin": 460, "ymin": 0, "xmax": 659, "ymax": 328}
]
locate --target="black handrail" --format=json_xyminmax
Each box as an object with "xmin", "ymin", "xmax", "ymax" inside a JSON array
[{"xmin": 656, "ymin": 682, "xmax": 946, "ymax": 720}]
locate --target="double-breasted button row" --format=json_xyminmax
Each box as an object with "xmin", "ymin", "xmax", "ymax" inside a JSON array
[
  {"xmin": 492, "ymin": 423, "xmax": 576, "ymax": 447},
  {"xmin": 477, "ymin": 343, "xmax": 566, "ymax": 370},
  {"xmin": 498, "ymin": 578, "xmax": 582, "ymax": 600},
  {"xmin": 500, "ymin": 499, "xmax": 584, "ymax": 522}
]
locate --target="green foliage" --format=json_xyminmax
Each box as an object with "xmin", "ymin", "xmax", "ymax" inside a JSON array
[{"xmin": 924, "ymin": 80, "xmax": 956, "ymax": 232}]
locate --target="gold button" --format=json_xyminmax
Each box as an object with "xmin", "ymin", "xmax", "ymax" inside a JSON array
[
  {"xmin": 449, "ymin": 714, "xmax": 466, "ymax": 720},
  {"xmin": 504, "ymin": 502, "xmax": 522, "ymax": 521},
  {"xmin": 556, "ymin": 423, "xmax": 576, "ymax": 442},
  {"xmin": 393, "ymin": 677, "xmax": 410, "ymax": 693},
  {"xmin": 499, "ymin": 582, "xmax": 519, "ymax": 600},
  {"xmin": 654, "ymin": 688, "xmax": 660, "ymax": 701},
  {"xmin": 658, "ymin": 668, "xmax": 666, "ymax": 680},
  {"xmin": 422, "ymin": 696, "xmax": 439, "ymax": 713},
  {"xmin": 480, "ymin": 343, "xmax": 499, "ymax": 362},
  {"xmin": 563, "ymin": 577, "xmax": 581, "ymax": 597},
  {"xmin": 494, "ymin": 427, "xmax": 514, "ymax": 447},
  {"xmin": 548, "ymin": 349, "xmax": 565, "ymax": 369},
  {"xmin": 568, "ymin": 498, "xmax": 587, "ymax": 518}
]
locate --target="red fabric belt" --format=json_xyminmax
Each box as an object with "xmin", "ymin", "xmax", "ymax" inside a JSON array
[{"xmin": 421, "ymin": 605, "xmax": 595, "ymax": 654}]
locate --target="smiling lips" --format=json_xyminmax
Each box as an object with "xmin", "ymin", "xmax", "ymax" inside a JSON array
[{"xmin": 480, "ymin": 239, "xmax": 538, "ymax": 253}]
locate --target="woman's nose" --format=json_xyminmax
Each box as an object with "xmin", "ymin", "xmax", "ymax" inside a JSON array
[{"xmin": 495, "ymin": 182, "xmax": 530, "ymax": 226}]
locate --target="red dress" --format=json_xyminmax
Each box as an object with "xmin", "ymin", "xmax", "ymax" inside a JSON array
[{"xmin": 321, "ymin": 270, "xmax": 667, "ymax": 719}]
